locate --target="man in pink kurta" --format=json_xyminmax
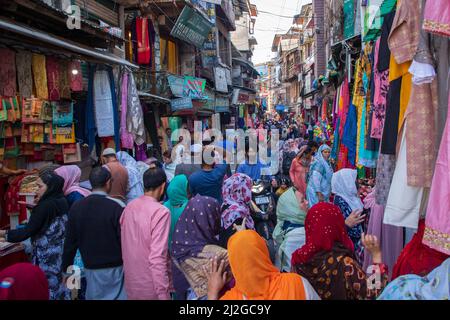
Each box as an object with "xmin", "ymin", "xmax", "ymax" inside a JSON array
[{"xmin": 120, "ymin": 167, "xmax": 172, "ymax": 300}]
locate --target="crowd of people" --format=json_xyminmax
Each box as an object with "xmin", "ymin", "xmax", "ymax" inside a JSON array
[{"xmin": 0, "ymin": 116, "xmax": 449, "ymax": 301}]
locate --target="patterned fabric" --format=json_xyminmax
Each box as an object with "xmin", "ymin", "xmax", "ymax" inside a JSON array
[
  {"xmin": 32, "ymin": 54, "xmax": 48, "ymax": 99},
  {"xmin": 127, "ymin": 72, "xmax": 146, "ymax": 146},
  {"xmin": 221, "ymin": 173, "xmax": 254, "ymax": 230},
  {"xmin": 291, "ymin": 202, "xmax": 355, "ymax": 267},
  {"xmin": 294, "ymin": 243, "xmax": 388, "ymax": 300},
  {"xmin": 379, "ymin": 258, "xmax": 450, "ymax": 300},
  {"xmin": 388, "ymin": 0, "xmax": 422, "ymax": 65},
  {"xmin": 334, "ymin": 195, "xmax": 364, "ymax": 265},
  {"xmin": 172, "ymin": 195, "xmax": 221, "ymax": 262},
  {"xmin": 116, "ymin": 151, "xmax": 145, "ymax": 203},
  {"xmin": 46, "ymin": 56, "xmax": 60, "ymax": 101},
  {"xmin": 423, "ymin": 91, "xmax": 450, "ymax": 255},
  {"xmin": 119, "ymin": 72, "xmax": 134, "ymax": 149},
  {"xmin": 375, "ymin": 154, "xmax": 396, "ymax": 206},
  {"xmin": 423, "ymin": 0, "xmax": 450, "ymax": 37},
  {"xmin": 306, "ymin": 144, "xmax": 333, "ymax": 208},
  {"xmin": 371, "ymin": 39, "xmax": 389, "ymax": 139},
  {"xmin": 32, "ymin": 214, "xmax": 69, "ymax": 300},
  {"xmin": 69, "ymin": 60, "xmax": 83, "ymax": 92},
  {"xmin": 58, "ymin": 59, "xmax": 71, "ymax": 100},
  {"xmin": 405, "ymin": 80, "xmax": 438, "ymax": 187},
  {"xmin": 0, "ymin": 49, "xmax": 17, "ymax": 97},
  {"xmin": 16, "ymin": 51, "xmax": 33, "ymax": 98}
]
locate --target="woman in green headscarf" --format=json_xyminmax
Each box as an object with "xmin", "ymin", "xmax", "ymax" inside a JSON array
[
  {"xmin": 164, "ymin": 174, "xmax": 189, "ymax": 247},
  {"xmin": 273, "ymin": 187, "xmax": 309, "ymax": 272}
]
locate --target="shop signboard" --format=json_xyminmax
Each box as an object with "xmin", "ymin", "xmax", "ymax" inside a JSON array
[
  {"xmin": 202, "ymin": 89, "xmax": 216, "ymax": 111},
  {"xmin": 170, "ymin": 6, "xmax": 214, "ymax": 49},
  {"xmin": 192, "ymin": 0, "xmax": 218, "ymax": 67},
  {"xmin": 214, "ymin": 66, "xmax": 229, "ymax": 93},
  {"xmin": 171, "ymin": 97, "xmax": 193, "ymax": 112},
  {"xmin": 168, "ymin": 75, "xmax": 206, "ymax": 99},
  {"xmin": 183, "ymin": 76, "xmax": 206, "ymax": 99},
  {"xmin": 167, "ymin": 75, "xmax": 184, "ymax": 97},
  {"xmin": 215, "ymin": 95, "xmax": 230, "ymax": 112}
]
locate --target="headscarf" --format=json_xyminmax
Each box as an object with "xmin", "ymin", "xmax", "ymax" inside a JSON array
[
  {"xmin": 331, "ymin": 169, "xmax": 363, "ymax": 211},
  {"xmin": 220, "ymin": 230, "xmax": 306, "ymax": 300},
  {"xmin": 310, "ymin": 144, "xmax": 333, "ymax": 177},
  {"xmin": 0, "ymin": 263, "xmax": 49, "ymax": 300},
  {"xmin": 221, "ymin": 173, "xmax": 254, "ymax": 230},
  {"xmin": 164, "ymin": 174, "xmax": 189, "ymax": 248},
  {"xmin": 54, "ymin": 165, "xmax": 91, "ymax": 197},
  {"xmin": 39, "ymin": 172, "xmax": 66, "ymax": 203},
  {"xmin": 38, "ymin": 164, "xmax": 60, "ymax": 178},
  {"xmin": 171, "ymin": 195, "xmax": 221, "ymax": 262},
  {"xmin": 392, "ymin": 219, "xmax": 449, "ymax": 280},
  {"xmin": 116, "ymin": 151, "xmax": 144, "ymax": 201},
  {"xmin": 378, "ymin": 258, "xmax": 450, "ymax": 300},
  {"xmin": 291, "ymin": 202, "xmax": 354, "ymax": 266}
]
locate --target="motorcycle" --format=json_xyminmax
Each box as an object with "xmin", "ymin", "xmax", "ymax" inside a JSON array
[{"xmin": 250, "ymin": 179, "xmax": 277, "ymax": 262}]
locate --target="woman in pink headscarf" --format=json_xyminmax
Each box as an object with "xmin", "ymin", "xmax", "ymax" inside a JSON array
[
  {"xmin": 289, "ymin": 146, "xmax": 313, "ymax": 196},
  {"xmin": 54, "ymin": 165, "xmax": 91, "ymax": 208}
]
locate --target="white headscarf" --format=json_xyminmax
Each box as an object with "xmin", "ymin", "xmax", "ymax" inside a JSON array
[{"xmin": 331, "ymin": 169, "xmax": 363, "ymax": 211}]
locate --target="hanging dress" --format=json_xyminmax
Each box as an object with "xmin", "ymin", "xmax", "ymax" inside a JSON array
[{"xmin": 93, "ymin": 70, "xmax": 115, "ymax": 137}]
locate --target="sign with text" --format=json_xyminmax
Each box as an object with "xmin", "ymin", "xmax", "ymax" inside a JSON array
[
  {"xmin": 214, "ymin": 66, "xmax": 229, "ymax": 93},
  {"xmin": 170, "ymin": 6, "xmax": 214, "ymax": 49},
  {"xmin": 171, "ymin": 97, "xmax": 193, "ymax": 112},
  {"xmin": 183, "ymin": 76, "xmax": 206, "ymax": 99}
]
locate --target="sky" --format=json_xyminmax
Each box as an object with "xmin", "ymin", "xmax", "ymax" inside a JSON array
[{"xmin": 251, "ymin": 0, "xmax": 311, "ymax": 65}]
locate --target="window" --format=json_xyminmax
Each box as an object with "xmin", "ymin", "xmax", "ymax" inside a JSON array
[{"xmin": 160, "ymin": 37, "xmax": 179, "ymax": 74}]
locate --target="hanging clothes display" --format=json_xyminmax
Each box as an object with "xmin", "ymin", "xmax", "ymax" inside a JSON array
[
  {"xmin": 423, "ymin": 91, "xmax": 450, "ymax": 255},
  {"xmin": 127, "ymin": 72, "xmax": 146, "ymax": 146},
  {"xmin": 69, "ymin": 60, "xmax": 83, "ymax": 92},
  {"xmin": 132, "ymin": 16, "xmax": 155, "ymax": 66},
  {"xmin": 46, "ymin": 56, "xmax": 61, "ymax": 101},
  {"xmin": 32, "ymin": 54, "xmax": 48, "ymax": 100},
  {"xmin": 384, "ymin": 125, "xmax": 424, "ymax": 229},
  {"xmin": 58, "ymin": 59, "xmax": 71, "ymax": 100},
  {"xmin": 15, "ymin": 51, "xmax": 33, "ymax": 98},
  {"xmin": 0, "ymin": 48, "xmax": 17, "ymax": 97},
  {"xmin": 93, "ymin": 70, "xmax": 115, "ymax": 138},
  {"xmin": 120, "ymin": 72, "xmax": 134, "ymax": 149},
  {"xmin": 422, "ymin": 0, "xmax": 450, "ymax": 38}
]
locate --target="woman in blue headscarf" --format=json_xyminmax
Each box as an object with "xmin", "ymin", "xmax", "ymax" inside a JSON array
[{"xmin": 306, "ymin": 144, "xmax": 333, "ymax": 208}]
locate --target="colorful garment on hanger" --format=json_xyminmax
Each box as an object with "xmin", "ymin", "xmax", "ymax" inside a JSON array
[
  {"xmin": 120, "ymin": 72, "xmax": 134, "ymax": 149},
  {"xmin": 127, "ymin": 72, "xmax": 146, "ymax": 145},
  {"xmin": 371, "ymin": 38, "xmax": 389, "ymax": 139},
  {"xmin": 93, "ymin": 70, "xmax": 115, "ymax": 137},
  {"xmin": 46, "ymin": 56, "xmax": 60, "ymax": 101},
  {"xmin": 384, "ymin": 125, "xmax": 424, "ymax": 229},
  {"xmin": 423, "ymin": 0, "xmax": 450, "ymax": 38},
  {"xmin": 32, "ymin": 54, "xmax": 48, "ymax": 99},
  {"xmin": 136, "ymin": 17, "xmax": 152, "ymax": 65},
  {"xmin": 15, "ymin": 51, "xmax": 33, "ymax": 98},
  {"xmin": 423, "ymin": 92, "xmax": 450, "ymax": 255},
  {"xmin": 58, "ymin": 59, "xmax": 71, "ymax": 100},
  {"xmin": 69, "ymin": 60, "xmax": 83, "ymax": 92},
  {"xmin": 0, "ymin": 49, "xmax": 17, "ymax": 97}
]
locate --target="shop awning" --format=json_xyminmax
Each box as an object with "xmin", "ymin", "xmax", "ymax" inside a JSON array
[
  {"xmin": 0, "ymin": 18, "xmax": 139, "ymax": 69},
  {"xmin": 232, "ymin": 58, "xmax": 260, "ymax": 78},
  {"xmin": 138, "ymin": 91, "xmax": 171, "ymax": 103}
]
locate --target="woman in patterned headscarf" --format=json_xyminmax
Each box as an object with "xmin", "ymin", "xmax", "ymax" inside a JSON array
[
  {"xmin": 171, "ymin": 195, "xmax": 230, "ymax": 300},
  {"xmin": 219, "ymin": 173, "xmax": 254, "ymax": 248},
  {"xmin": 291, "ymin": 202, "xmax": 388, "ymax": 300},
  {"xmin": 306, "ymin": 144, "xmax": 333, "ymax": 208}
]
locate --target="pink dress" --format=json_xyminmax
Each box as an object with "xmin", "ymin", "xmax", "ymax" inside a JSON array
[
  {"xmin": 423, "ymin": 92, "xmax": 450, "ymax": 255},
  {"xmin": 121, "ymin": 195, "xmax": 172, "ymax": 299},
  {"xmin": 423, "ymin": 0, "xmax": 450, "ymax": 38}
]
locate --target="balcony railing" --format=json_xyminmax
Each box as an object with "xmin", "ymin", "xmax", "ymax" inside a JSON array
[{"xmin": 134, "ymin": 70, "xmax": 172, "ymax": 98}]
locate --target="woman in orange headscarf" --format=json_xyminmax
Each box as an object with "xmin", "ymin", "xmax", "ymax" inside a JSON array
[{"xmin": 206, "ymin": 229, "xmax": 320, "ymax": 300}]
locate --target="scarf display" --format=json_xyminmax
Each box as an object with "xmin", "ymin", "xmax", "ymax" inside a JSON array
[
  {"xmin": 15, "ymin": 51, "xmax": 33, "ymax": 98},
  {"xmin": 32, "ymin": 54, "xmax": 48, "ymax": 99},
  {"xmin": 0, "ymin": 49, "xmax": 17, "ymax": 97}
]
